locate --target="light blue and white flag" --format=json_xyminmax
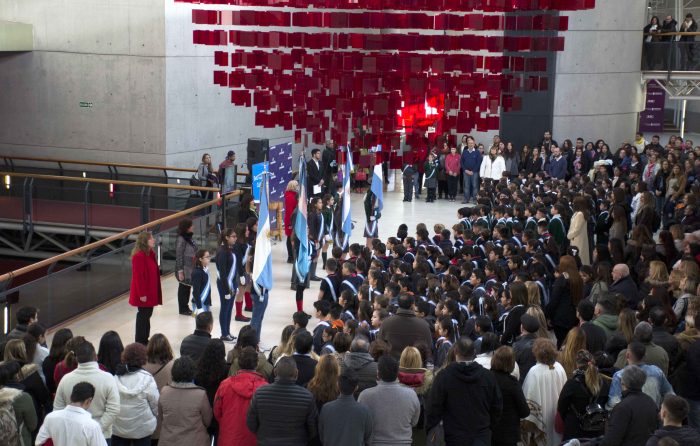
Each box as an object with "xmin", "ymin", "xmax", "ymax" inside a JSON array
[
  {"xmin": 294, "ymin": 154, "xmax": 310, "ymax": 283},
  {"xmin": 371, "ymin": 162, "xmax": 384, "ymax": 215},
  {"xmin": 252, "ymin": 168, "xmax": 273, "ymax": 293},
  {"xmin": 341, "ymin": 146, "xmax": 353, "ymax": 248}
]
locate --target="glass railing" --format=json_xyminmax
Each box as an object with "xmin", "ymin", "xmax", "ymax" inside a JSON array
[
  {"xmin": 0, "ymin": 192, "xmax": 241, "ymax": 332},
  {"xmin": 642, "ymin": 39, "xmax": 700, "ymax": 71}
]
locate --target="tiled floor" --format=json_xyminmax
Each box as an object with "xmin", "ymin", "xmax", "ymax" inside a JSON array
[{"xmin": 46, "ymin": 180, "xmax": 465, "ymax": 354}]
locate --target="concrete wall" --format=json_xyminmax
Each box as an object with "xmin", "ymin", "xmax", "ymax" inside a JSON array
[
  {"xmin": 551, "ymin": 0, "xmax": 645, "ymax": 146},
  {"xmin": 163, "ymin": 1, "xmax": 294, "ymax": 169},
  {"xmin": 0, "ymin": 0, "xmax": 167, "ymax": 165}
]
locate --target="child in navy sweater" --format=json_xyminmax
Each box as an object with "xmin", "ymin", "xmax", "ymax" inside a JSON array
[{"xmin": 191, "ymin": 249, "xmax": 212, "ymax": 314}]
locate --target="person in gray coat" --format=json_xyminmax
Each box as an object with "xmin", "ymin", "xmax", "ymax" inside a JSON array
[
  {"xmin": 341, "ymin": 337, "xmax": 378, "ymax": 398},
  {"xmin": 402, "ymin": 163, "xmax": 416, "ymax": 202},
  {"xmin": 319, "ymin": 368, "xmax": 372, "ymax": 446},
  {"xmin": 358, "ymin": 355, "xmax": 420, "ymax": 446},
  {"xmin": 175, "ymin": 218, "xmax": 197, "ymax": 316}
]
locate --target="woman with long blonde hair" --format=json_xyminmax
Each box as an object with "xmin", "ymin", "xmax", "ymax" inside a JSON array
[
  {"xmin": 525, "ymin": 281, "xmax": 542, "ymax": 307},
  {"xmin": 129, "ymin": 231, "xmax": 162, "ymax": 345},
  {"xmin": 556, "ymin": 350, "xmax": 609, "ymax": 440},
  {"xmin": 527, "ymin": 306, "xmax": 555, "ymax": 342},
  {"xmin": 557, "ymin": 327, "xmax": 587, "ymax": 378},
  {"xmin": 306, "ymin": 354, "xmax": 340, "ymax": 411}
]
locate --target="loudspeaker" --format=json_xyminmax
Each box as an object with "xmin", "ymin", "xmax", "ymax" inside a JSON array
[{"xmin": 247, "ymin": 138, "xmax": 269, "ymax": 166}]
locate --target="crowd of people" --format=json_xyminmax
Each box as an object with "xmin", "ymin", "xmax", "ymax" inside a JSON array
[{"xmin": 3, "ymin": 130, "xmax": 700, "ymax": 446}]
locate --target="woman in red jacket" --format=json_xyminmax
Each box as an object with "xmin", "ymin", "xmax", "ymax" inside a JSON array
[
  {"xmin": 445, "ymin": 145, "xmax": 461, "ymax": 202},
  {"xmin": 284, "ymin": 180, "xmax": 299, "ymax": 263},
  {"xmin": 130, "ymin": 231, "xmax": 162, "ymax": 345},
  {"xmin": 213, "ymin": 346, "xmax": 268, "ymax": 446}
]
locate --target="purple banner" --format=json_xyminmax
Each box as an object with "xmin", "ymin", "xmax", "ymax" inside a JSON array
[
  {"xmin": 268, "ymin": 142, "xmax": 293, "ymax": 229},
  {"xmin": 639, "ymin": 80, "xmax": 665, "ymax": 133}
]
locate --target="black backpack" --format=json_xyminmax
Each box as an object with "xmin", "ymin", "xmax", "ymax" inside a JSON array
[{"xmin": 571, "ymin": 378, "xmax": 608, "ymax": 433}]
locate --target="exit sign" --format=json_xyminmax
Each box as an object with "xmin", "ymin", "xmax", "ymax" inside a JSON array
[{"xmin": 79, "ymin": 101, "xmax": 93, "ymax": 108}]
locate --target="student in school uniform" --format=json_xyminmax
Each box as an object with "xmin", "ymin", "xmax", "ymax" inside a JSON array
[
  {"xmin": 318, "ymin": 258, "xmax": 341, "ymax": 304},
  {"xmin": 215, "ymin": 228, "xmax": 238, "ymax": 342},
  {"xmin": 191, "ymin": 249, "xmax": 212, "ymax": 314}
]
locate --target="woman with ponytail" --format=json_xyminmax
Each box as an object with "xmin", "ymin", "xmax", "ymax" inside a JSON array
[{"xmin": 556, "ymin": 349, "xmax": 610, "ymax": 441}]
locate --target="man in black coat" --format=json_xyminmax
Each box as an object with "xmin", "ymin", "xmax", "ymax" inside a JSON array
[
  {"xmin": 179, "ymin": 311, "xmax": 213, "ymax": 362},
  {"xmin": 513, "ymin": 314, "xmax": 539, "ymax": 383},
  {"xmin": 578, "ymin": 300, "xmax": 607, "ymax": 354},
  {"xmin": 649, "ymin": 306, "xmax": 680, "ymax": 367},
  {"xmin": 292, "ymin": 330, "xmax": 318, "ymax": 387},
  {"xmin": 646, "ymin": 395, "xmax": 700, "ymax": 446},
  {"xmin": 247, "ymin": 356, "xmax": 318, "ymax": 445},
  {"xmin": 609, "ymin": 264, "xmax": 640, "ymax": 309},
  {"xmin": 427, "ymin": 337, "xmax": 502, "ymax": 446},
  {"xmin": 307, "ymin": 148, "xmax": 324, "ymax": 198},
  {"xmin": 599, "ymin": 365, "xmax": 659, "ymax": 446}
]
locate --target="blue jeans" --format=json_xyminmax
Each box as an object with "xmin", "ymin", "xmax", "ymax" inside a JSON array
[
  {"xmin": 217, "ymin": 281, "xmax": 235, "ymax": 337},
  {"xmin": 688, "ymin": 398, "xmax": 700, "ymax": 430},
  {"xmin": 463, "ymin": 172, "xmax": 479, "ymax": 202},
  {"xmin": 250, "ymin": 287, "xmax": 269, "ymax": 342}
]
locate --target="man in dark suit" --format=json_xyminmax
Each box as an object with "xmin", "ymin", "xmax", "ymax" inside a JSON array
[{"xmin": 307, "ymin": 148, "xmax": 324, "ymax": 198}]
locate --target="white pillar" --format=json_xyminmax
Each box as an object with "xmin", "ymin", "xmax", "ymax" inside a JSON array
[{"xmin": 552, "ymin": 1, "xmax": 646, "ymax": 144}]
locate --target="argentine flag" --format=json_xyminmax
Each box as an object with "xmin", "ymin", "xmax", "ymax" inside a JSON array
[
  {"xmin": 371, "ymin": 162, "xmax": 384, "ymax": 215},
  {"xmin": 252, "ymin": 168, "xmax": 273, "ymax": 293},
  {"xmin": 294, "ymin": 154, "xmax": 310, "ymax": 283},
  {"xmin": 342, "ymin": 146, "xmax": 353, "ymax": 248}
]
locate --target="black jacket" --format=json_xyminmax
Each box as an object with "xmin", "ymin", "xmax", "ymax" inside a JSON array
[
  {"xmin": 427, "ymin": 361, "xmax": 502, "ymax": 445},
  {"xmin": 599, "ymin": 389, "xmax": 658, "ymax": 446},
  {"xmin": 292, "ymin": 354, "xmax": 317, "ymax": 387},
  {"xmin": 247, "ymin": 377, "xmax": 318, "ymax": 445},
  {"xmin": 180, "ymin": 330, "xmax": 212, "ymax": 362},
  {"xmin": 609, "ymin": 276, "xmax": 640, "ymax": 310},
  {"xmin": 500, "ymin": 305, "xmax": 527, "ymax": 346},
  {"xmin": 545, "ymin": 276, "xmax": 577, "ymax": 331},
  {"xmin": 490, "ymin": 370, "xmax": 528, "ymax": 445},
  {"xmin": 307, "ymin": 159, "xmax": 324, "ymax": 191},
  {"xmin": 651, "ymin": 326, "xmax": 680, "ymax": 367},
  {"xmin": 556, "ymin": 371, "xmax": 610, "ymax": 440},
  {"xmin": 646, "ymin": 425, "xmax": 700, "ymax": 446},
  {"xmin": 581, "ymin": 321, "xmax": 607, "ymax": 354},
  {"xmin": 513, "ymin": 333, "xmax": 537, "ymax": 383}
]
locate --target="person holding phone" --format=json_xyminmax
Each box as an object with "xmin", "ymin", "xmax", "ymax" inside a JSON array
[{"xmin": 129, "ymin": 231, "xmax": 163, "ymax": 345}]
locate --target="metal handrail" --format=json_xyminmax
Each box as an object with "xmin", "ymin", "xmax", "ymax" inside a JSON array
[
  {"xmin": 1, "ymin": 154, "xmax": 197, "ymax": 173},
  {"xmin": 0, "ymin": 171, "xmax": 219, "ymax": 192},
  {"xmin": 0, "ymin": 190, "xmax": 242, "ymax": 285},
  {"xmin": 1, "ymin": 154, "xmax": 251, "ymax": 177}
]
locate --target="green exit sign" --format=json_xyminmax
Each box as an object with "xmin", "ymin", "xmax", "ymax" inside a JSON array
[{"xmin": 79, "ymin": 101, "xmax": 93, "ymax": 108}]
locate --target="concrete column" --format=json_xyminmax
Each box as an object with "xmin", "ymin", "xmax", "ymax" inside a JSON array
[{"xmin": 551, "ymin": 1, "xmax": 645, "ymax": 145}]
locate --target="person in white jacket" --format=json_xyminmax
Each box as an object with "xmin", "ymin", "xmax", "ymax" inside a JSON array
[
  {"xmin": 54, "ymin": 340, "xmax": 120, "ymax": 441},
  {"xmin": 111, "ymin": 343, "xmax": 159, "ymax": 445},
  {"xmin": 36, "ymin": 382, "xmax": 107, "ymax": 446},
  {"xmin": 479, "ymin": 145, "xmax": 506, "ymax": 181}
]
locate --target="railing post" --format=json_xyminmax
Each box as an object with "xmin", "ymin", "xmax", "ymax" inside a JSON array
[
  {"xmin": 84, "ymin": 182, "xmax": 91, "ymax": 241},
  {"xmin": 22, "ymin": 177, "xmax": 34, "ymax": 252},
  {"xmin": 140, "ymin": 186, "xmax": 152, "ymax": 225}
]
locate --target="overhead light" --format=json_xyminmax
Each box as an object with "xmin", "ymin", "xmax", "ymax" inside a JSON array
[
  {"xmin": 82, "ymin": 172, "xmax": 87, "ymax": 178},
  {"xmin": 4, "ymin": 175, "xmax": 10, "ymax": 190}
]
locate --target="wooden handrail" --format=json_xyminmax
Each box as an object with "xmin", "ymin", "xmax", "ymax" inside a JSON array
[
  {"xmin": 0, "ymin": 171, "xmax": 219, "ymax": 192},
  {"xmin": 644, "ymin": 31, "xmax": 700, "ymax": 36},
  {"xmin": 2, "ymin": 154, "xmax": 197, "ymax": 173},
  {"xmin": 2, "ymin": 154, "xmax": 252, "ymax": 176},
  {"xmin": 0, "ymin": 190, "xmax": 242, "ymax": 285}
]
